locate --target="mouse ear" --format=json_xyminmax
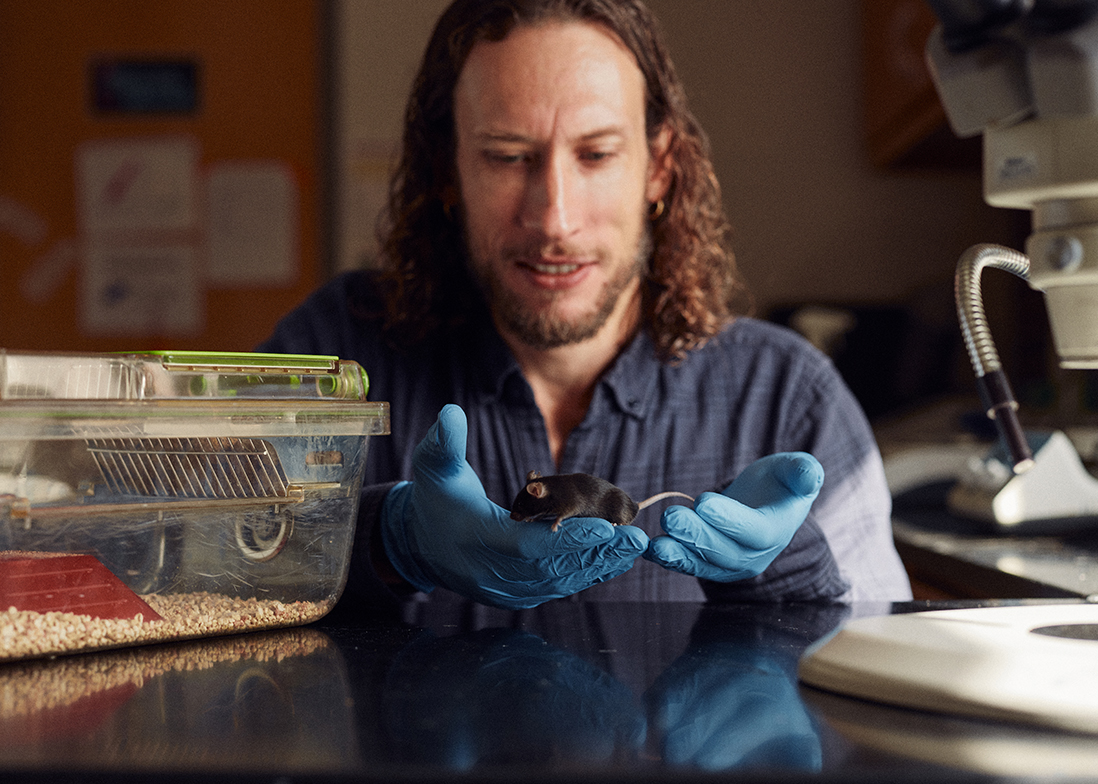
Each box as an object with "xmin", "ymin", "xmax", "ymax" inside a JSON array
[
  {"xmin": 527, "ymin": 481, "xmax": 548, "ymax": 499},
  {"xmin": 526, "ymin": 470, "xmax": 541, "ymax": 481}
]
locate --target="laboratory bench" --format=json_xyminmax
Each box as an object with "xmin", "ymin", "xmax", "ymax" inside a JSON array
[
  {"xmin": 893, "ymin": 493, "xmax": 1098, "ymax": 600},
  {"xmin": 2, "ymin": 595, "xmax": 1096, "ymax": 783},
  {"xmin": 876, "ymin": 397, "xmax": 1098, "ymax": 600}
]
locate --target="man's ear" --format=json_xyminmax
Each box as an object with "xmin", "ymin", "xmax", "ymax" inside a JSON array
[
  {"xmin": 645, "ymin": 124, "xmax": 674, "ymax": 205},
  {"xmin": 440, "ymin": 183, "xmax": 461, "ymax": 218}
]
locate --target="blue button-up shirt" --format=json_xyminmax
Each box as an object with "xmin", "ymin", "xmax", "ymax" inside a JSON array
[{"xmin": 259, "ymin": 272, "xmax": 912, "ymax": 604}]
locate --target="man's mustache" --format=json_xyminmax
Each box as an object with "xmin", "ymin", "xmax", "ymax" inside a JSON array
[{"xmin": 500, "ymin": 241, "xmax": 604, "ymax": 264}]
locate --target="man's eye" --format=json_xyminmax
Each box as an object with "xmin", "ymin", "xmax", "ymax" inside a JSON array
[
  {"xmin": 485, "ymin": 150, "xmax": 527, "ymax": 165},
  {"xmin": 580, "ymin": 149, "xmax": 615, "ymax": 163}
]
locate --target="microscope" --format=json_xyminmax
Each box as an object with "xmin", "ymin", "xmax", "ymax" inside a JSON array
[
  {"xmin": 795, "ymin": 5, "xmax": 1098, "ymax": 722},
  {"xmin": 920, "ymin": 0, "xmax": 1098, "ymax": 527}
]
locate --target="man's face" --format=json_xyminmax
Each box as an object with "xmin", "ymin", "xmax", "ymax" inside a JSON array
[{"xmin": 453, "ymin": 21, "xmax": 670, "ymax": 349}]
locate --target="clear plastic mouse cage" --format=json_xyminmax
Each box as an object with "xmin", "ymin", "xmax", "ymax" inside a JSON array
[{"xmin": 0, "ymin": 350, "xmax": 389, "ymax": 661}]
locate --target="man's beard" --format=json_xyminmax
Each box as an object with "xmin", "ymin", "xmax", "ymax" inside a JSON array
[{"xmin": 469, "ymin": 229, "xmax": 652, "ymax": 350}]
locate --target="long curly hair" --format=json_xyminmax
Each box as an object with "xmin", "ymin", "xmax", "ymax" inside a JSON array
[{"xmin": 377, "ymin": 0, "xmax": 750, "ymax": 361}]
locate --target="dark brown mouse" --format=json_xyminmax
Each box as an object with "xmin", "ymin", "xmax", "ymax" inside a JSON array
[{"xmin": 509, "ymin": 471, "xmax": 693, "ymax": 531}]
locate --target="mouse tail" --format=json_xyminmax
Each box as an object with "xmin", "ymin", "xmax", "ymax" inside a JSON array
[{"xmin": 636, "ymin": 491, "xmax": 694, "ymax": 510}]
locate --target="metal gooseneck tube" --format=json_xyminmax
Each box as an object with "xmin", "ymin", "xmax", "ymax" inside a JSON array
[{"xmin": 955, "ymin": 243, "xmax": 1035, "ymax": 473}]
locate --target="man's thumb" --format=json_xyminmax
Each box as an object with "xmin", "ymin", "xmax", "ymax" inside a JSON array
[{"xmin": 414, "ymin": 403, "xmax": 469, "ymax": 473}]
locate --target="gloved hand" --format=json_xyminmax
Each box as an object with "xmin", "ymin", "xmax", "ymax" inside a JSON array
[
  {"xmin": 380, "ymin": 404, "xmax": 649, "ymax": 608},
  {"xmin": 646, "ymin": 642, "xmax": 821, "ymax": 771},
  {"xmin": 643, "ymin": 453, "xmax": 823, "ymax": 582}
]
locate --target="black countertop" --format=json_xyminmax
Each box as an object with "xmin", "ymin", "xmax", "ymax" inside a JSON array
[
  {"xmin": 888, "ymin": 468, "xmax": 1098, "ymax": 598},
  {"xmin": 2, "ymin": 596, "xmax": 1095, "ymax": 783},
  {"xmin": 893, "ymin": 508, "xmax": 1098, "ymax": 599}
]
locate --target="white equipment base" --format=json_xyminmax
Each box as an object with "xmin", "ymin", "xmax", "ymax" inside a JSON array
[{"xmin": 799, "ymin": 603, "xmax": 1098, "ymax": 734}]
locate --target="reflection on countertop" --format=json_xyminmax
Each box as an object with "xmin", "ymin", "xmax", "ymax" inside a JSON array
[
  {"xmin": 805, "ymin": 685, "xmax": 1098, "ymax": 779},
  {"xmin": 0, "ymin": 627, "xmax": 358, "ymax": 774},
  {"xmin": 2, "ymin": 597, "xmax": 1097, "ymax": 782}
]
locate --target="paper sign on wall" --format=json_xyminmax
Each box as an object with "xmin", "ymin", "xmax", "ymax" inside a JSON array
[
  {"xmin": 76, "ymin": 137, "xmax": 198, "ymax": 235},
  {"xmin": 80, "ymin": 244, "xmax": 202, "ymax": 336},
  {"xmin": 205, "ymin": 161, "xmax": 298, "ymax": 286},
  {"xmin": 75, "ymin": 137, "xmax": 202, "ymax": 336},
  {"xmin": 81, "ymin": 243, "xmax": 204, "ymax": 336}
]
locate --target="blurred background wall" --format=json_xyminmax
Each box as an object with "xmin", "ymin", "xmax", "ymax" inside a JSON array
[{"xmin": 0, "ymin": 0, "xmax": 1053, "ymax": 418}]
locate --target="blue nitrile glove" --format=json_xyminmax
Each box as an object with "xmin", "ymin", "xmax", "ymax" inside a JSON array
[
  {"xmin": 646, "ymin": 643, "xmax": 821, "ymax": 772},
  {"xmin": 643, "ymin": 453, "xmax": 823, "ymax": 582},
  {"xmin": 380, "ymin": 404, "xmax": 649, "ymax": 608}
]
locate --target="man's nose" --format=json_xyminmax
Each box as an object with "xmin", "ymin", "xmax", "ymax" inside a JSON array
[{"xmin": 520, "ymin": 153, "xmax": 578, "ymax": 239}]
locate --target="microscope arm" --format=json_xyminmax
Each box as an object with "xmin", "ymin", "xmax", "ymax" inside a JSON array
[{"xmin": 925, "ymin": 0, "xmax": 1098, "ymax": 371}]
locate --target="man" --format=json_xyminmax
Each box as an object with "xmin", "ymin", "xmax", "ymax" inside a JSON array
[{"xmin": 260, "ymin": 0, "xmax": 912, "ymax": 607}]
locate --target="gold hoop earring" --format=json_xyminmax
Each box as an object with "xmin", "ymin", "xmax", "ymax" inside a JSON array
[{"xmin": 648, "ymin": 199, "xmax": 665, "ymax": 221}]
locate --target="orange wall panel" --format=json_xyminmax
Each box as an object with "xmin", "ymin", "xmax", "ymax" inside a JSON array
[{"xmin": 0, "ymin": 0, "xmax": 321, "ymax": 353}]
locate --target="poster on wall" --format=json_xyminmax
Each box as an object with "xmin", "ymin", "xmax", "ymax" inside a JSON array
[
  {"xmin": 80, "ymin": 245, "xmax": 203, "ymax": 336},
  {"xmin": 75, "ymin": 136, "xmax": 202, "ymax": 337},
  {"xmin": 76, "ymin": 136, "xmax": 198, "ymax": 235},
  {"xmin": 205, "ymin": 160, "xmax": 298, "ymax": 287}
]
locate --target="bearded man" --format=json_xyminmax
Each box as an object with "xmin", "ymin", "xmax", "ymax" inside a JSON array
[{"xmin": 260, "ymin": 0, "xmax": 913, "ymax": 608}]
